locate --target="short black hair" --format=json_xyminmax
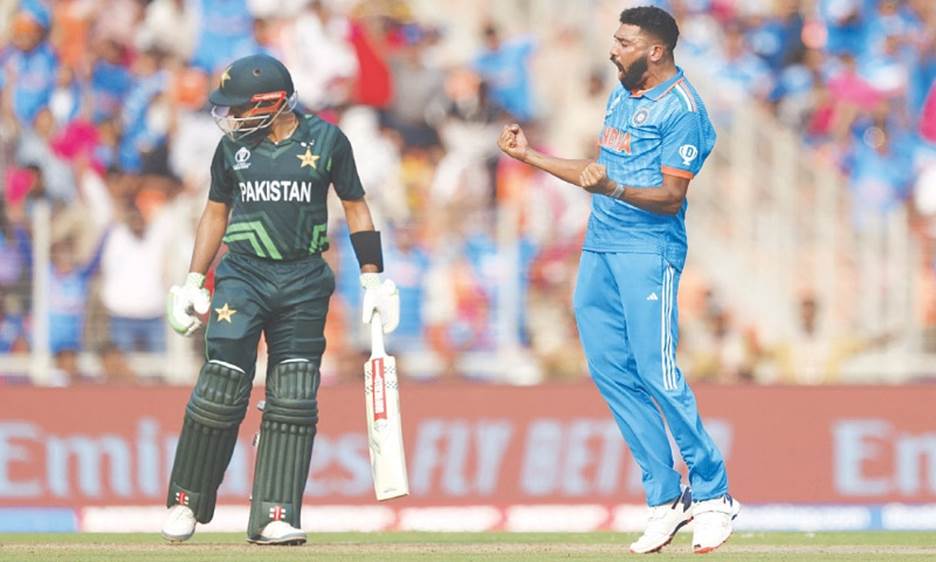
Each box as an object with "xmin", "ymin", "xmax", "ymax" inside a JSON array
[{"xmin": 619, "ymin": 6, "xmax": 679, "ymax": 53}]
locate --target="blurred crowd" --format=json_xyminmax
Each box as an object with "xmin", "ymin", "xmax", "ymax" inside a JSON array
[
  {"xmin": 670, "ymin": 0, "xmax": 936, "ymax": 383},
  {"xmin": 690, "ymin": 0, "xmax": 936, "ymax": 234},
  {"xmin": 0, "ymin": 0, "xmax": 933, "ymax": 386}
]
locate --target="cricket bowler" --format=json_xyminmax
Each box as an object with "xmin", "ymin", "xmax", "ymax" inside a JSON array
[
  {"xmin": 497, "ymin": 6, "xmax": 740, "ymax": 554},
  {"xmin": 161, "ymin": 54, "xmax": 399, "ymax": 545}
]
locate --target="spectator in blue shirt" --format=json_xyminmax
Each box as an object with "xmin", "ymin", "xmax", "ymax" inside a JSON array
[
  {"xmin": 90, "ymin": 40, "xmax": 134, "ymax": 123},
  {"xmin": 846, "ymin": 118, "xmax": 914, "ymax": 227},
  {"xmin": 462, "ymin": 222, "xmax": 538, "ymax": 347},
  {"xmin": 712, "ymin": 24, "xmax": 774, "ymax": 111},
  {"xmin": 119, "ymin": 48, "xmax": 171, "ymax": 173},
  {"xmin": 745, "ymin": 6, "xmax": 803, "ymax": 73},
  {"xmin": 818, "ymin": 0, "xmax": 868, "ymax": 57},
  {"xmin": 5, "ymin": 8, "xmax": 57, "ymax": 127},
  {"xmin": 0, "ymin": 209, "xmax": 31, "ymax": 291},
  {"xmin": 472, "ymin": 23, "xmax": 537, "ymax": 123},
  {"xmin": 864, "ymin": 0, "xmax": 921, "ymax": 57},
  {"xmin": 190, "ymin": 0, "xmax": 258, "ymax": 73},
  {"xmin": 383, "ymin": 225, "xmax": 431, "ymax": 350},
  {"xmin": 0, "ymin": 290, "xmax": 28, "ymax": 354},
  {"xmin": 49, "ymin": 233, "xmax": 108, "ymax": 354}
]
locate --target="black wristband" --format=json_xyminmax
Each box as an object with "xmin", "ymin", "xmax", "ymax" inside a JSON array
[{"xmin": 350, "ymin": 230, "xmax": 384, "ymax": 272}]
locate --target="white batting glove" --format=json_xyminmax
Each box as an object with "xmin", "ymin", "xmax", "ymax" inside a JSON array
[
  {"xmin": 167, "ymin": 272, "xmax": 211, "ymax": 336},
  {"xmin": 361, "ymin": 272, "xmax": 399, "ymax": 333}
]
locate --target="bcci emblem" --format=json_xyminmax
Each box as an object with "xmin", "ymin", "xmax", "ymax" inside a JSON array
[
  {"xmin": 233, "ymin": 147, "xmax": 252, "ymax": 170},
  {"xmin": 632, "ymin": 108, "xmax": 650, "ymax": 126},
  {"xmin": 678, "ymin": 144, "xmax": 699, "ymax": 166}
]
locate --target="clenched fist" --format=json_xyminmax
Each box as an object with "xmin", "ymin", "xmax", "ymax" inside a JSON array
[
  {"xmin": 497, "ymin": 124, "xmax": 529, "ymax": 161},
  {"xmin": 579, "ymin": 162, "xmax": 616, "ymax": 196}
]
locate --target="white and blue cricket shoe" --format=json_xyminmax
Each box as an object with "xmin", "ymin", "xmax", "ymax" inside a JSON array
[
  {"xmin": 629, "ymin": 487, "xmax": 693, "ymax": 554},
  {"xmin": 692, "ymin": 494, "xmax": 741, "ymax": 554}
]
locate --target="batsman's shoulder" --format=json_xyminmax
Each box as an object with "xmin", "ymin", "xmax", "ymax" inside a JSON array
[
  {"xmin": 215, "ymin": 133, "xmax": 245, "ymax": 155},
  {"xmin": 210, "ymin": 137, "xmax": 232, "ymax": 169},
  {"xmin": 305, "ymin": 113, "xmax": 349, "ymax": 147},
  {"xmin": 329, "ymin": 123, "xmax": 355, "ymax": 153},
  {"xmin": 303, "ymin": 111, "xmax": 338, "ymax": 131}
]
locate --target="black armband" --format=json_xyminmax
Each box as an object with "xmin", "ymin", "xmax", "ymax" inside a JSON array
[{"xmin": 350, "ymin": 230, "xmax": 383, "ymax": 272}]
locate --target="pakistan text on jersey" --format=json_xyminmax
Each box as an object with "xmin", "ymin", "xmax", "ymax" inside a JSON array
[{"xmin": 238, "ymin": 180, "xmax": 315, "ymax": 203}]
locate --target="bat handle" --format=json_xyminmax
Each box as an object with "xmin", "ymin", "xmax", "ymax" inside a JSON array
[{"xmin": 370, "ymin": 310, "xmax": 386, "ymax": 357}]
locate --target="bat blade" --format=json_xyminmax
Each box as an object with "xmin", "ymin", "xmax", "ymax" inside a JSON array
[{"xmin": 364, "ymin": 350, "xmax": 409, "ymax": 501}]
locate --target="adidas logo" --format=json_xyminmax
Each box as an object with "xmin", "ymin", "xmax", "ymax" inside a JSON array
[{"xmin": 646, "ymin": 292, "xmax": 659, "ymax": 301}]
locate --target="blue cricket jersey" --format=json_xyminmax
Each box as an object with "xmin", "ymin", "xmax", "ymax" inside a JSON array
[
  {"xmin": 584, "ymin": 67, "xmax": 716, "ymax": 270},
  {"xmin": 9, "ymin": 42, "xmax": 57, "ymax": 126}
]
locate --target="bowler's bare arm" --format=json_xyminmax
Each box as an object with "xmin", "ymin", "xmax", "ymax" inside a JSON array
[{"xmin": 498, "ymin": 123, "xmax": 689, "ymax": 216}]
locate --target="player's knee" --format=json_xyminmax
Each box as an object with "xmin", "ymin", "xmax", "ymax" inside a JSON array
[
  {"xmin": 186, "ymin": 360, "xmax": 252, "ymax": 428},
  {"xmin": 205, "ymin": 336, "xmax": 257, "ymax": 377},
  {"xmin": 264, "ymin": 360, "xmax": 320, "ymax": 427},
  {"xmin": 268, "ymin": 338, "xmax": 326, "ymax": 368}
]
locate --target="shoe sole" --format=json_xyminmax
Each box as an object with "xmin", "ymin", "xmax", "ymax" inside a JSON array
[
  {"xmin": 693, "ymin": 532, "xmax": 731, "ymax": 555},
  {"xmin": 693, "ymin": 502, "xmax": 741, "ymax": 554},
  {"xmin": 629, "ymin": 517, "xmax": 693, "ymax": 554},
  {"xmin": 160, "ymin": 530, "xmax": 194, "ymax": 543},
  {"xmin": 247, "ymin": 535, "xmax": 307, "ymax": 546}
]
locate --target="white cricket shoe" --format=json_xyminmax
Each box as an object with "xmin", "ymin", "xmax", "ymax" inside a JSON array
[
  {"xmin": 161, "ymin": 504, "xmax": 196, "ymax": 543},
  {"xmin": 692, "ymin": 495, "xmax": 741, "ymax": 554},
  {"xmin": 249, "ymin": 521, "xmax": 307, "ymax": 546},
  {"xmin": 629, "ymin": 488, "xmax": 693, "ymax": 554}
]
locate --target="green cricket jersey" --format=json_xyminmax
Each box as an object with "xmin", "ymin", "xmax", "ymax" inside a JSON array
[{"xmin": 208, "ymin": 111, "xmax": 365, "ymax": 261}]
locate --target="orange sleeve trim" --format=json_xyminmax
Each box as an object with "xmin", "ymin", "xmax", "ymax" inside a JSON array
[{"xmin": 662, "ymin": 166, "xmax": 694, "ymax": 180}]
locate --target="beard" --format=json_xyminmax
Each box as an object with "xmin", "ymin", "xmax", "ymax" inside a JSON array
[{"xmin": 617, "ymin": 53, "xmax": 649, "ymax": 92}]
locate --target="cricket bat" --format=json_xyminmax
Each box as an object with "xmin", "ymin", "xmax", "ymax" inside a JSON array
[{"xmin": 363, "ymin": 311, "xmax": 409, "ymax": 501}]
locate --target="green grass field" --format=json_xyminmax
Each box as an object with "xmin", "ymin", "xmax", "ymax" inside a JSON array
[{"xmin": 1, "ymin": 532, "xmax": 935, "ymax": 561}]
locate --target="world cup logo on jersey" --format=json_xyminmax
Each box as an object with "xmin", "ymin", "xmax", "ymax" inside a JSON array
[
  {"xmin": 678, "ymin": 144, "xmax": 698, "ymax": 166},
  {"xmin": 233, "ymin": 146, "xmax": 252, "ymax": 170}
]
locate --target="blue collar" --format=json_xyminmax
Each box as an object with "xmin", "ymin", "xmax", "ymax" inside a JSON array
[{"xmin": 629, "ymin": 67, "xmax": 685, "ymax": 101}]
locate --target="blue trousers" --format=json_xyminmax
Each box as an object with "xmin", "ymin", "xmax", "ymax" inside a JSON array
[
  {"xmin": 109, "ymin": 316, "xmax": 166, "ymax": 352},
  {"xmin": 573, "ymin": 251, "xmax": 728, "ymax": 506}
]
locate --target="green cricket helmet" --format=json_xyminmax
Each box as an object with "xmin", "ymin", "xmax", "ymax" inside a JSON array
[{"xmin": 209, "ymin": 54, "xmax": 297, "ymax": 140}]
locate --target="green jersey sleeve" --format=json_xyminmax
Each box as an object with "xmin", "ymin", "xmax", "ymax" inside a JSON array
[
  {"xmin": 329, "ymin": 130, "xmax": 366, "ymax": 200},
  {"xmin": 208, "ymin": 141, "xmax": 234, "ymax": 204}
]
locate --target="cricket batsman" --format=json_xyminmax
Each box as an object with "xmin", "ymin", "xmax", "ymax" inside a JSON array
[
  {"xmin": 160, "ymin": 54, "xmax": 399, "ymax": 545},
  {"xmin": 498, "ymin": 6, "xmax": 739, "ymax": 554}
]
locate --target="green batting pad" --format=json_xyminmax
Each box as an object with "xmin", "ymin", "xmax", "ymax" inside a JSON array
[
  {"xmin": 167, "ymin": 361, "xmax": 252, "ymax": 523},
  {"xmin": 247, "ymin": 360, "xmax": 320, "ymax": 539}
]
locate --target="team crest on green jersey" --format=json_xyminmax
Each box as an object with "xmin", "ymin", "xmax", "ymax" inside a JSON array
[{"xmin": 296, "ymin": 141, "xmax": 319, "ymax": 170}]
